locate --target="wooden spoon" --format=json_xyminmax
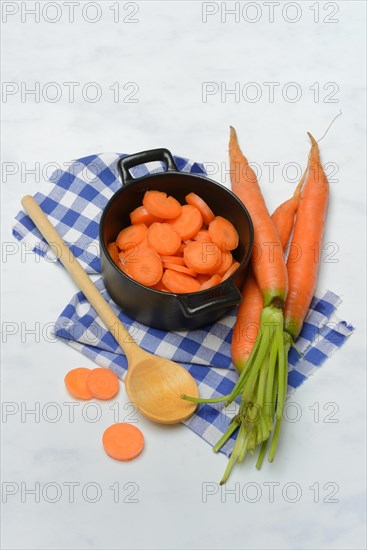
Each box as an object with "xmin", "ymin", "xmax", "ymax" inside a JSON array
[{"xmin": 21, "ymin": 196, "xmax": 198, "ymax": 424}]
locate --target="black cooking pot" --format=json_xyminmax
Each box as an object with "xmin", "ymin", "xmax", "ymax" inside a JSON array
[{"xmin": 99, "ymin": 148, "xmax": 254, "ymax": 330}]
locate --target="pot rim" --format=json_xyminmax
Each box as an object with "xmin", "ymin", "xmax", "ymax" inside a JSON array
[{"xmin": 99, "ymin": 169, "xmax": 254, "ymax": 297}]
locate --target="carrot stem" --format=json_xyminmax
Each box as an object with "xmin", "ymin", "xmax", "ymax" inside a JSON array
[
  {"xmin": 256, "ymin": 438, "xmax": 269, "ymax": 469},
  {"xmin": 213, "ymin": 420, "xmax": 240, "ymax": 453},
  {"xmin": 268, "ymin": 419, "xmax": 282, "ymax": 463}
]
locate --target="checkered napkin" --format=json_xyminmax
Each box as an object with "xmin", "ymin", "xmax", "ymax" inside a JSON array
[{"xmin": 13, "ymin": 152, "xmax": 355, "ymax": 455}]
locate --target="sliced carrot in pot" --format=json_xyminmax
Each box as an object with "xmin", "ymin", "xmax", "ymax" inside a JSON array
[
  {"xmin": 209, "ymin": 216, "xmax": 239, "ymax": 251},
  {"xmin": 116, "ymin": 223, "xmax": 148, "ymax": 251},
  {"xmin": 143, "ymin": 190, "xmax": 181, "ymax": 219},
  {"xmin": 125, "ymin": 248, "xmax": 163, "ymax": 287},
  {"xmin": 147, "ymin": 223, "xmax": 181, "ymax": 256},
  {"xmin": 185, "ymin": 192, "xmax": 215, "ymax": 225},
  {"xmin": 222, "ymin": 261, "xmax": 240, "ymax": 281},
  {"xmin": 167, "ymin": 205, "xmax": 203, "ymax": 240},
  {"xmin": 200, "ymin": 274, "xmax": 222, "ymax": 290},
  {"xmin": 160, "ymin": 255, "xmax": 185, "ymax": 265},
  {"xmin": 183, "ymin": 240, "xmax": 222, "ymax": 274},
  {"xmin": 162, "ymin": 262, "xmax": 197, "ymax": 277},
  {"xmin": 216, "ymin": 251, "xmax": 233, "ymax": 277},
  {"xmin": 130, "ymin": 205, "xmax": 163, "ymax": 226},
  {"xmin": 162, "ymin": 269, "xmax": 201, "ymax": 293}
]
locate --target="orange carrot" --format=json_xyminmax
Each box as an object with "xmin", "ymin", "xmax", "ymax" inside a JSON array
[
  {"xmin": 185, "ymin": 192, "xmax": 215, "ymax": 225},
  {"xmin": 208, "ymin": 216, "xmax": 239, "ymax": 251},
  {"xmin": 162, "ymin": 269, "xmax": 201, "ymax": 293},
  {"xmin": 125, "ymin": 247, "xmax": 163, "ymax": 287},
  {"xmin": 167, "ymin": 204, "xmax": 203, "ymax": 240},
  {"xmin": 162, "ymin": 262, "xmax": 197, "ymax": 277},
  {"xmin": 147, "ymin": 222, "xmax": 181, "ymax": 255},
  {"xmin": 102, "ymin": 423, "xmax": 144, "ymax": 461},
  {"xmin": 86, "ymin": 368, "xmax": 120, "ymax": 400},
  {"xmin": 284, "ymin": 133, "xmax": 329, "ymax": 338},
  {"xmin": 183, "ymin": 240, "xmax": 222, "ymax": 275},
  {"xmin": 231, "ymin": 180, "xmax": 303, "ymax": 374},
  {"xmin": 130, "ymin": 206, "xmax": 163, "ymax": 226},
  {"xmin": 143, "ymin": 190, "xmax": 181, "ymax": 219},
  {"xmin": 64, "ymin": 368, "xmax": 93, "ymax": 400},
  {"xmin": 229, "ymin": 126, "xmax": 288, "ymax": 307},
  {"xmin": 116, "ymin": 224, "xmax": 148, "ymax": 251},
  {"xmin": 107, "ymin": 242, "xmax": 120, "ymax": 267},
  {"xmin": 221, "ymin": 261, "xmax": 240, "ymax": 281},
  {"xmin": 200, "ymin": 274, "xmax": 222, "ymax": 290}
]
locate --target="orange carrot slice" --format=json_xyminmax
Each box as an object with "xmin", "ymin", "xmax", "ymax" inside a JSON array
[
  {"xmin": 185, "ymin": 192, "xmax": 215, "ymax": 225},
  {"xmin": 167, "ymin": 204, "xmax": 203, "ymax": 240},
  {"xmin": 208, "ymin": 216, "xmax": 239, "ymax": 251},
  {"xmin": 162, "ymin": 269, "xmax": 201, "ymax": 293},
  {"xmin": 107, "ymin": 242, "xmax": 120, "ymax": 267},
  {"xmin": 222, "ymin": 261, "xmax": 240, "ymax": 281},
  {"xmin": 125, "ymin": 247, "xmax": 163, "ymax": 287},
  {"xmin": 176, "ymin": 243, "xmax": 186, "ymax": 256},
  {"xmin": 216, "ymin": 251, "xmax": 233, "ymax": 277},
  {"xmin": 147, "ymin": 223, "xmax": 181, "ymax": 255},
  {"xmin": 160, "ymin": 255, "xmax": 185, "ymax": 265},
  {"xmin": 64, "ymin": 368, "xmax": 93, "ymax": 400},
  {"xmin": 183, "ymin": 240, "xmax": 222, "ymax": 274},
  {"xmin": 162, "ymin": 262, "xmax": 197, "ymax": 277},
  {"xmin": 200, "ymin": 274, "xmax": 222, "ymax": 290},
  {"xmin": 130, "ymin": 206, "xmax": 163, "ymax": 226},
  {"xmin": 116, "ymin": 223, "xmax": 148, "ymax": 251},
  {"xmin": 193, "ymin": 230, "xmax": 212, "ymax": 243},
  {"xmin": 102, "ymin": 423, "xmax": 144, "ymax": 461},
  {"xmin": 143, "ymin": 190, "xmax": 181, "ymax": 219},
  {"xmin": 196, "ymin": 274, "xmax": 211, "ymax": 285},
  {"xmin": 86, "ymin": 368, "xmax": 120, "ymax": 400}
]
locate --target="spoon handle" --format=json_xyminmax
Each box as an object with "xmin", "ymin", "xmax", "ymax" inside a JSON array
[{"xmin": 21, "ymin": 195, "xmax": 138, "ymax": 356}]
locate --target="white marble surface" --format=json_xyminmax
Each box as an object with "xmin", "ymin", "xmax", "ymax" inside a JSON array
[{"xmin": 1, "ymin": 1, "xmax": 366, "ymax": 549}]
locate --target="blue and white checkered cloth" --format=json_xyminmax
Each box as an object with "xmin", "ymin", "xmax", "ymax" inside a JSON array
[{"xmin": 13, "ymin": 152, "xmax": 355, "ymax": 455}]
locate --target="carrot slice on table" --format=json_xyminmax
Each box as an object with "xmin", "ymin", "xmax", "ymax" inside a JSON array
[
  {"xmin": 86, "ymin": 368, "xmax": 120, "ymax": 400},
  {"xmin": 162, "ymin": 262, "xmax": 197, "ymax": 277},
  {"xmin": 208, "ymin": 216, "xmax": 239, "ymax": 251},
  {"xmin": 160, "ymin": 255, "xmax": 185, "ymax": 265},
  {"xmin": 216, "ymin": 251, "xmax": 233, "ymax": 276},
  {"xmin": 102, "ymin": 423, "xmax": 144, "ymax": 461},
  {"xmin": 183, "ymin": 240, "xmax": 222, "ymax": 274},
  {"xmin": 125, "ymin": 247, "xmax": 163, "ymax": 287},
  {"xmin": 162, "ymin": 269, "xmax": 201, "ymax": 293},
  {"xmin": 107, "ymin": 242, "xmax": 120, "ymax": 266},
  {"xmin": 222, "ymin": 261, "xmax": 240, "ymax": 281},
  {"xmin": 116, "ymin": 223, "xmax": 148, "ymax": 251},
  {"xmin": 193, "ymin": 230, "xmax": 212, "ymax": 243},
  {"xmin": 147, "ymin": 223, "xmax": 181, "ymax": 255},
  {"xmin": 64, "ymin": 367, "xmax": 93, "ymax": 400},
  {"xmin": 143, "ymin": 190, "xmax": 181, "ymax": 219},
  {"xmin": 130, "ymin": 206, "xmax": 163, "ymax": 226},
  {"xmin": 200, "ymin": 274, "xmax": 222, "ymax": 290},
  {"xmin": 185, "ymin": 192, "xmax": 215, "ymax": 225},
  {"xmin": 167, "ymin": 205, "xmax": 203, "ymax": 240}
]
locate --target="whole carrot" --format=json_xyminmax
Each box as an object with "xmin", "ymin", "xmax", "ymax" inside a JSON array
[
  {"xmin": 229, "ymin": 126, "xmax": 288, "ymax": 308},
  {"xmin": 284, "ymin": 133, "xmax": 329, "ymax": 338},
  {"xmin": 232, "ymin": 175, "xmax": 305, "ymax": 374}
]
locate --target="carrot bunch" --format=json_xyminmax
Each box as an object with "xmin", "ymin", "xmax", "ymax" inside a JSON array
[{"xmin": 183, "ymin": 127, "xmax": 329, "ymax": 483}]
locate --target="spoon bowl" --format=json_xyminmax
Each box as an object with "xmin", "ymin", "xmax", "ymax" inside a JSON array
[{"xmin": 125, "ymin": 349, "xmax": 198, "ymax": 424}]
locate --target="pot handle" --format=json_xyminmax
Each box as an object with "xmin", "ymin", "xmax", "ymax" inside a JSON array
[
  {"xmin": 117, "ymin": 148, "xmax": 179, "ymax": 185},
  {"xmin": 177, "ymin": 280, "xmax": 242, "ymax": 318}
]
